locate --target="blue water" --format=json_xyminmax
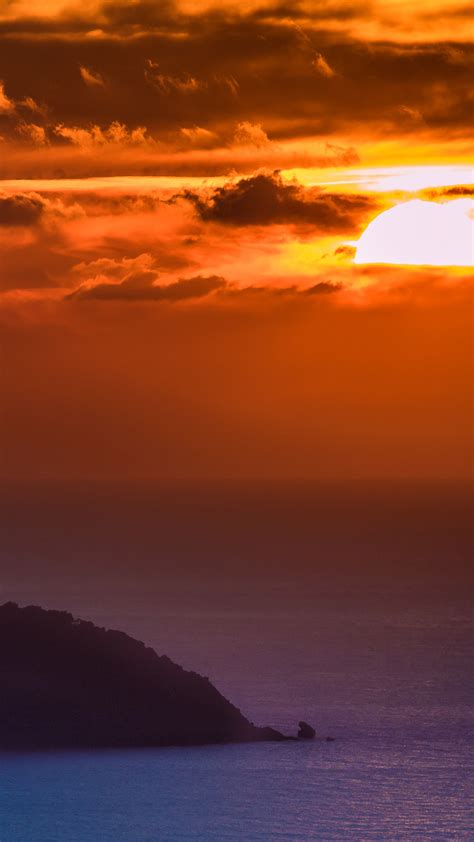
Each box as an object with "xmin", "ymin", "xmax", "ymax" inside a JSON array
[
  {"xmin": 1, "ymin": 587, "xmax": 472, "ymax": 841},
  {"xmin": 0, "ymin": 481, "xmax": 472, "ymax": 839},
  {"xmin": 0, "ymin": 737, "xmax": 471, "ymax": 841}
]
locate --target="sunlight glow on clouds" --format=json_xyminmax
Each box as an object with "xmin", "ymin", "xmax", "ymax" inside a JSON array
[
  {"xmin": 355, "ymin": 199, "xmax": 473, "ymax": 267},
  {"xmin": 0, "ymin": 0, "xmax": 472, "ymax": 483},
  {"xmin": 297, "ymin": 166, "xmax": 474, "ymax": 193}
]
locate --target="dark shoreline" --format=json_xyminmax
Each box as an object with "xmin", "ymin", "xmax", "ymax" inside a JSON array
[{"xmin": 0, "ymin": 602, "xmax": 315, "ymax": 751}]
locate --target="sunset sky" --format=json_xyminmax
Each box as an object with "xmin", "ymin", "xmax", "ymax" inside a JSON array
[{"xmin": 0, "ymin": 0, "xmax": 472, "ymax": 480}]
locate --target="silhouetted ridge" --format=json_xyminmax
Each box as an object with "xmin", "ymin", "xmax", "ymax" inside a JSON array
[{"xmin": 0, "ymin": 602, "xmax": 289, "ymax": 749}]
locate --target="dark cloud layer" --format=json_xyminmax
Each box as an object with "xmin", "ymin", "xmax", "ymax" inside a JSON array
[
  {"xmin": 67, "ymin": 272, "xmax": 347, "ymax": 302},
  {"xmin": 0, "ymin": 179, "xmax": 372, "ymax": 294},
  {"xmin": 181, "ymin": 173, "xmax": 375, "ymax": 229},
  {"xmin": 69, "ymin": 274, "xmax": 228, "ymax": 301},
  {"xmin": 0, "ymin": 192, "xmax": 45, "ymax": 225},
  {"xmin": 304, "ymin": 281, "xmax": 343, "ymax": 295},
  {"xmin": 421, "ymin": 184, "xmax": 474, "ymax": 199},
  {"xmin": 0, "ymin": 0, "xmax": 472, "ymax": 166}
]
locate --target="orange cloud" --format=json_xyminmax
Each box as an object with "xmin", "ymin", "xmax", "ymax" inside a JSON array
[
  {"xmin": 17, "ymin": 121, "xmax": 48, "ymax": 145},
  {"xmin": 53, "ymin": 121, "xmax": 153, "ymax": 148},
  {"xmin": 69, "ymin": 273, "xmax": 227, "ymax": 301},
  {"xmin": 312, "ymin": 54, "xmax": 335, "ymax": 78},
  {"xmin": 0, "ymin": 80, "xmax": 15, "ymax": 113},
  {"xmin": 79, "ymin": 65, "xmax": 106, "ymax": 87},
  {"xmin": 233, "ymin": 122, "xmax": 270, "ymax": 148}
]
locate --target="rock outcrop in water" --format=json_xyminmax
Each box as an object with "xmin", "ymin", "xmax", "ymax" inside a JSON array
[
  {"xmin": 297, "ymin": 721, "xmax": 316, "ymax": 739},
  {"xmin": 0, "ymin": 602, "xmax": 295, "ymax": 749}
]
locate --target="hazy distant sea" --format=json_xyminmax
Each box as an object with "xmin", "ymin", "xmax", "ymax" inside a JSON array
[{"xmin": 0, "ymin": 480, "xmax": 472, "ymax": 840}]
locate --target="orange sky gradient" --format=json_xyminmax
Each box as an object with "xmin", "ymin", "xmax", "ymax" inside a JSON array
[{"xmin": 0, "ymin": 0, "xmax": 472, "ymax": 480}]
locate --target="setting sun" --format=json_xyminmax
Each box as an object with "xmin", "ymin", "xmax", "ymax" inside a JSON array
[{"xmin": 355, "ymin": 199, "xmax": 473, "ymax": 267}]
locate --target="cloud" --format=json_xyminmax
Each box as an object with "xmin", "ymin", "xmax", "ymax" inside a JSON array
[
  {"xmin": 72, "ymin": 253, "xmax": 157, "ymax": 281},
  {"xmin": 2, "ymin": 0, "xmax": 470, "ymax": 44},
  {"xmin": 0, "ymin": 192, "xmax": 45, "ymax": 225},
  {"xmin": 0, "ymin": 8, "xmax": 470, "ymax": 160},
  {"xmin": 53, "ymin": 121, "xmax": 153, "ymax": 148},
  {"xmin": 19, "ymin": 96, "xmax": 47, "ymax": 116},
  {"xmin": 16, "ymin": 122, "xmax": 48, "ymax": 145},
  {"xmin": 421, "ymin": 184, "xmax": 474, "ymax": 199},
  {"xmin": 304, "ymin": 281, "xmax": 342, "ymax": 295},
  {"xmin": 398, "ymin": 105, "xmax": 424, "ymax": 123},
  {"xmin": 79, "ymin": 65, "xmax": 106, "ymax": 87},
  {"xmin": 0, "ymin": 7, "xmax": 471, "ymax": 179},
  {"xmin": 0, "ymin": 81, "xmax": 15, "ymax": 114},
  {"xmin": 145, "ymin": 60, "xmax": 205, "ymax": 95},
  {"xmin": 233, "ymin": 122, "xmax": 270, "ymax": 148},
  {"xmin": 182, "ymin": 172, "xmax": 375, "ymax": 230},
  {"xmin": 179, "ymin": 125, "xmax": 217, "ymax": 147},
  {"xmin": 0, "ymin": 131, "xmax": 362, "ymax": 179},
  {"xmin": 332, "ymin": 244, "xmax": 357, "ymax": 267},
  {"xmin": 312, "ymin": 54, "xmax": 335, "ymax": 78},
  {"xmin": 0, "ymin": 190, "xmax": 87, "ymax": 289},
  {"xmin": 324, "ymin": 142, "xmax": 358, "ymax": 166},
  {"xmin": 69, "ymin": 273, "xmax": 227, "ymax": 301},
  {"xmin": 68, "ymin": 271, "xmax": 348, "ymax": 303},
  {"xmin": 0, "ymin": 177, "xmax": 469, "ymax": 303},
  {"xmin": 0, "ymin": 82, "xmax": 48, "ymax": 120},
  {"xmin": 215, "ymin": 75, "xmax": 240, "ymax": 97}
]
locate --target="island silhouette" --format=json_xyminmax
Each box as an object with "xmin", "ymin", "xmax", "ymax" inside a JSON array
[{"xmin": 0, "ymin": 602, "xmax": 315, "ymax": 750}]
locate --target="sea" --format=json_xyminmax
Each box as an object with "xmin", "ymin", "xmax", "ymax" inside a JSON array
[{"xmin": 0, "ymin": 480, "xmax": 472, "ymax": 840}]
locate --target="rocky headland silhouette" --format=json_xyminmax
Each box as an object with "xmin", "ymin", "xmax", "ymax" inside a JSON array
[{"xmin": 0, "ymin": 602, "xmax": 315, "ymax": 750}]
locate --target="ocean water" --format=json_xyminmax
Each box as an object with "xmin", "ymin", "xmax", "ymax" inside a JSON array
[
  {"xmin": 0, "ymin": 481, "xmax": 472, "ymax": 839},
  {"xmin": 0, "ymin": 736, "xmax": 472, "ymax": 841}
]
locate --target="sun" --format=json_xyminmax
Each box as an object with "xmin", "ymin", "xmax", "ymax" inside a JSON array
[{"xmin": 355, "ymin": 199, "xmax": 473, "ymax": 267}]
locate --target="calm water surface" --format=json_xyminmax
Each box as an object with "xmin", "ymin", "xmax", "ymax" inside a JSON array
[
  {"xmin": 0, "ymin": 481, "xmax": 472, "ymax": 839},
  {"xmin": 0, "ymin": 736, "xmax": 472, "ymax": 841}
]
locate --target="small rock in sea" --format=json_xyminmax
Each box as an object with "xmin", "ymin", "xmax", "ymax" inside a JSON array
[
  {"xmin": 297, "ymin": 721, "xmax": 316, "ymax": 739},
  {"xmin": 326, "ymin": 736, "xmax": 336, "ymax": 742}
]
